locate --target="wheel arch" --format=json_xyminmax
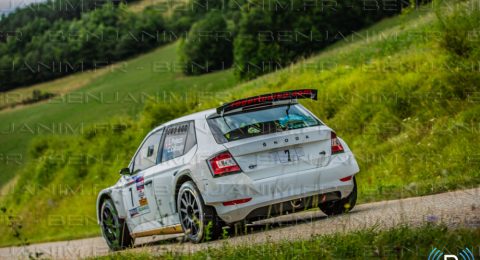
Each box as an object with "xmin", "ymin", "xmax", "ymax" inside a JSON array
[
  {"xmin": 96, "ymin": 191, "xmax": 111, "ymax": 224},
  {"xmin": 174, "ymin": 171, "xmax": 194, "ymax": 213},
  {"xmin": 96, "ymin": 188, "xmax": 127, "ymax": 224}
]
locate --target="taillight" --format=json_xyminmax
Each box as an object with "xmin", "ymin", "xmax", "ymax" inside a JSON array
[
  {"xmin": 331, "ymin": 132, "xmax": 344, "ymax": 154},
  {"xmin": 208, "ymin": 151, "xmax": 241, "ymax": 177}
]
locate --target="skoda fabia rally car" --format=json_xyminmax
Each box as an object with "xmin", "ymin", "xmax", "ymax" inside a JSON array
[{"xmin": 96, "ymin": 89, "xmax": 360, "ymax": 250}]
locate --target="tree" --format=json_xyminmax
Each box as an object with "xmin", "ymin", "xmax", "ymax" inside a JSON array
[{"xmin": 179, "ymin": 11, "xmax": 233, "ymax": 75}]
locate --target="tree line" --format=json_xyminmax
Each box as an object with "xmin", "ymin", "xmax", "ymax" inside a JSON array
[
  {"xmin": 1, "ymin": 0, "xmax": 413, "ymax": 91},
  {"xmin": 0, "ymin": 0, "xmax": 194, "ymax": 91},
  {"xmin": 180, "ymin": 0, "xmax": 409, "ymax": 79}
]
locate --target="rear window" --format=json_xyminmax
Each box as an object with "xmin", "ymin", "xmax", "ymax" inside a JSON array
[{"xmin": 207, "ymin": 104, "xmax": 321, "ymax": 143}]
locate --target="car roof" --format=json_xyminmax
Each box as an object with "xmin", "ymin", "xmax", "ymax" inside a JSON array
[{"xmin": 149, "ymin": 108, "xmax": 217, "ymax": 134}]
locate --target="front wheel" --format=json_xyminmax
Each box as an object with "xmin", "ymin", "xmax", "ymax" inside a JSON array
[
  {"xmin": 100, "ymin": 198, "xmax": 134, "ymax": 251},
  {"xmin": 177, "ymin": 181, "xmax": 223, "ymax": 243},
  {"xmin": 319, "ymin": 176, "xmax": 357, "ymax": 216}
]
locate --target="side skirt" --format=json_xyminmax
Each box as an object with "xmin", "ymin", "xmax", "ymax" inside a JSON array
[{"xmin": 131, "ymin": 224, "xmax": 183, "ymax": 238}]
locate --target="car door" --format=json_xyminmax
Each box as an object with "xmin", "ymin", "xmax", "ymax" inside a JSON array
[
  {"xmin": 122, "ymin": 129, "xmax": 164, "ymax": 233},
  {"xmin": 150, "ymin": 121, "xmax": 197, "ymax": 227}
]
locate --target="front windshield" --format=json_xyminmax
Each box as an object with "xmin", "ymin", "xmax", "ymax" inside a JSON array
[{"xmin": 207, "ymin": 104, "xmax": 321, "ymax": 143}]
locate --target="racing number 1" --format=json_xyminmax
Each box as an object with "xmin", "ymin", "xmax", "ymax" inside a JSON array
[{"xmin": 129, "ymin": 187, "xmax": 134, "ymax": 207}]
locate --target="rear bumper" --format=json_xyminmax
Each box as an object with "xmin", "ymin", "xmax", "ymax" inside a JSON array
[{"xmin": 202, "ymin": 151, "xmax": 359, "ymax": 223}]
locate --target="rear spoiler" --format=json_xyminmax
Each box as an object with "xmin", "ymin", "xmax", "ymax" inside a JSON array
[{"xmin": 216, "ymin": 89, "xmax": 318, "ymax": 115}]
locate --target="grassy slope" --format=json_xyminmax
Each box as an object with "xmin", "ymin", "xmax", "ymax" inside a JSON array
[
  {"xmin": 0, "ymin": 1, "xmax": 428, "ymax": 188},
  {"xmin": 1, "ymin": 2, "xmax": 479, "ymax": 247},
  {"xmin": 0, "ymin": 66, "xmax": 111, "ymax": 108},
  {"xmin": 0, "ymin": 43, "xmax": 236, "ymax": 186}
]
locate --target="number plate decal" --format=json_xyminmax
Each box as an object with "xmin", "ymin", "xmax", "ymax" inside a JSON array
[{"xmin": 276, "ymin": 147, "xmax": 304, "ymax": 163}]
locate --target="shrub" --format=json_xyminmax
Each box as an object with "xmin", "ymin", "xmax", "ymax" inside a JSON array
[{"xmin": 435, "ymin": 0, "xmax": 480, "ymax": 98}]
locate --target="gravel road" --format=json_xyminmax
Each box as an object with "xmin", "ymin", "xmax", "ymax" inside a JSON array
[{"xmin": 1, "ymin": 188, "xmax": 479, "ymax": 259}]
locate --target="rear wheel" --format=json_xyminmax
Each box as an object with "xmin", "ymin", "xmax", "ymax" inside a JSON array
[
  {"xmin": 100, "ymin": 199, "xmax": 134, "ymax": 251},
  {"xmin": 177, "ymin": 181, "xmax": 223, "ymax": 243},
  {"xmin": 319, "ymin": 177, "xmax": 357, "ymax": 216}
]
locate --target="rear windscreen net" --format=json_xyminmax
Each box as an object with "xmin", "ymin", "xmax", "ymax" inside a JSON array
[{"xmin": 207, "ymin": 105, "xmax": 321, "ymax": 143}]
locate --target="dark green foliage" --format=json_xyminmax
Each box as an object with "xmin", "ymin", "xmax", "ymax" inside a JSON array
[
  {"xmin": 0, "ymin": 0, "xmax": 139, "ymax": 56},
  {"xmin": 0, "ymin": 89, "xmax": 56, "ymax": 110},
  {"xmin": 0, "ymin": 3, "xmax": 167, "ymax": 91},
  {"xmin": 114, "ymin": 7, "xmax": 167, "ymax": 58},
  {"xmin": 0, "ymin": 0, "xmax": 409, "ymax": 86},
  {"xmin": 0, "ymin": 0, "xmax": 109, "ymax": 33},
  {"xmin": 188, "ymin": 0, "xmax": 224, "ymax": 15},
  {"xmin": 179, "ymin": 11, "xmax": 233, "ymax": 75},
  {"xmin": 163, "ymin": 1, "xmax": 203, "ymax": 34},
  {"xmin": 24, "ymin": 90, "xmax": 55, "ymax": 104},
  {"xmin": 233, "ymin": 0, "xmax": 403, "ymax": 80}
]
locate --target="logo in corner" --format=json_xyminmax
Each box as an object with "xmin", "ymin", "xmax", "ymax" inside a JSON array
[
  {"xmin": 459, "ymin": 248, "xmax": 475, "ymax": 260},
  {"xmin": 428, "ymin": 247, "xmax": 475, "ymax": 260},
  {"xmin": 429, "ymin": 248, "xmax": 444, "ymax": 260}
]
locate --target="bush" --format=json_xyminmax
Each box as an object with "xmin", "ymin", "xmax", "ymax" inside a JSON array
[
  {"xmin": 435, "ymin": 0, "xmax": 480, "ymax": 98},
  {"xmin": 436, "ymin": 1, "xmax": 480, "ymax": 58},
  {"xmin": 179, "ymin": 11, "xmax": 233, "ymax": 75}
]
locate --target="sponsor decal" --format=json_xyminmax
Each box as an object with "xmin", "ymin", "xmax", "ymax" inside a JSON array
[
  {"xmin": 129, "ymin": 207, "xmax": 139, "ymax": 218},
  {"xmin": 138, "ymin": 205, "xmax": 150, "ymax": 214},
  {"xmin": 128, "ymin": 175, "xmax": 150, "ymax": 218},
  {"xmin": 135, "ymin": 176, "xmax": 145, "ymax": 191},
  {"xmin": 139, "ymin": 197, "xmax": 148, "ymax": 206}
]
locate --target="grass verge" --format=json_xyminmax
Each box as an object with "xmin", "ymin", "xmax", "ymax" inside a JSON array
[{"xmin": 91, "ymin": 224, "xmax": 480, "ymax": 259}]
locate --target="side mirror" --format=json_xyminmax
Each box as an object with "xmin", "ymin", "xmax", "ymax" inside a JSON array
[{"xmin": 119, "ymin": 167, "xmax": 131, "ymax": 175}]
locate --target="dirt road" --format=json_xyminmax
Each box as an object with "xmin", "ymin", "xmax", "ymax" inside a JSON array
[{"xmin": 1, "ymin": 188, "xmax": 479, "ymax": 259}]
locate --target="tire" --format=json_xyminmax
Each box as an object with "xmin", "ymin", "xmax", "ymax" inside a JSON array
[
  {"xmin": 319, "ymin": 177, "xmax": 357, "ymax": 216},
  {"xmin": 100, "ymin": 199, "xmax": 134, "ymax": 251},
  {"xmin": 177, "ymin": 181, "xmax": 223, "ymax": 243}
]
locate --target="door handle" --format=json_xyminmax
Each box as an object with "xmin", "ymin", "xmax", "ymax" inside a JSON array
[{"xmin": 145, "ymin": 180, "xmax": 153, "ymax": 186}]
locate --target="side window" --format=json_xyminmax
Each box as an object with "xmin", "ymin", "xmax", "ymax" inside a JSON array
[
  {"xmin": 161, "ymin": 121, "xmax": 196, "ymax": 162},
  {"xmin": 184, "ymin": 122, "xmax": 196, "ymax": 153},
  {"xmin": 133, "ymin": 130, "xmax": 163, "ymax": 173}
]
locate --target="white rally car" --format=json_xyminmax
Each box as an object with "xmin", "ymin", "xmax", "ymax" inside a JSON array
[{"xmin": 96, "ymin": 89, "xmax": 360, "ymax": 250}]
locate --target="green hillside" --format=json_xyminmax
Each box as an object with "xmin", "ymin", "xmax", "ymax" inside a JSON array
[
  {"xmin": 0, "ymin": 43, "xmax": 236, "ymax": 187},
  {"xmin": 1, "ymin": 0, "xmax": 479, "ymax": 247}
]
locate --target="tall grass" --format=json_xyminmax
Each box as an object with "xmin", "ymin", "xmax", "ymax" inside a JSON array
[{"xmin": 91, "ymin": 224, "xmax": 480, "ymax": 259}]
